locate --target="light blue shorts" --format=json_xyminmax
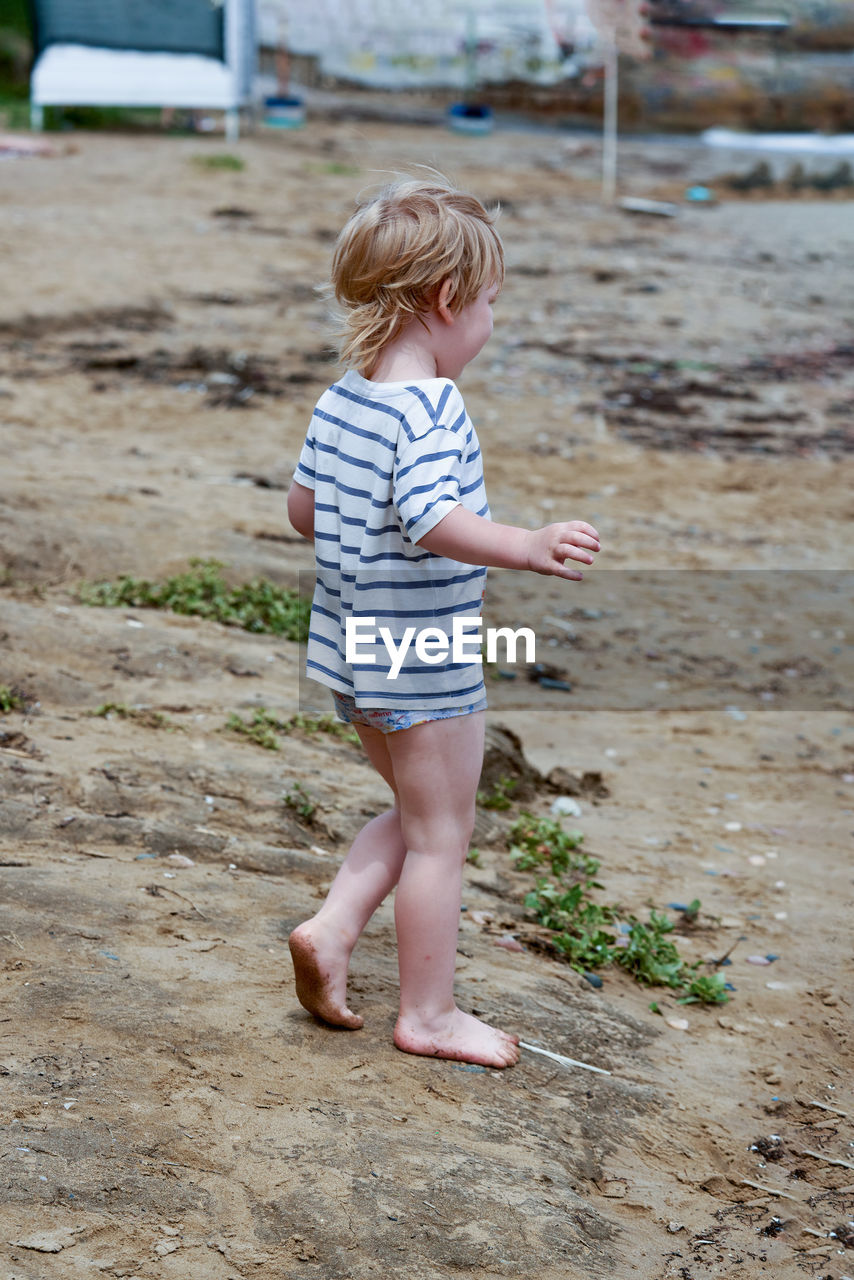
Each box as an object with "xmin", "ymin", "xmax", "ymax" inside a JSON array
[{"xmin": 331, "ymin": 691, "xmax": 487, "ymax": 735}]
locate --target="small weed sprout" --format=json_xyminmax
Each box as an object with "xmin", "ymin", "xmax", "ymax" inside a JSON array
[
  {"xmin": 226, "ymin": 709, "xmax": 282, "ymax": 751},
  {"xmin": 509, "ymin": 812, "xmax": 594, "ymax": 878},
  {"xmin": 284, "ymin": 781, "xmax": 316, "ymax": 823},
  {"xmin": 0, "ymin": 685, "xmax": 23, "ymax": 714},
  {"xmin": 287, "ymin": 712, "xmax": 359, "ymax": 745},
  {"xmin": 309, "ymin": 161, "xmax": 361, "ymax": 177},
  {"xmin": 193, "ymin": 153, "xmax": 245, "ymax": 171},
  {"xmin": 477, "ymin": 774, "xmax": 518, "ymax": 810},
  {"xmin": 90, "ymin": 702, "xmax": 174, "ymax": 730},
  {"xmin": 225, "ymin": 707, "xmax": 359, "ymax": 750}
]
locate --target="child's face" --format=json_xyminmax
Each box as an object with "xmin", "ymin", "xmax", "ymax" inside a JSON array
[{"xmin": 437, "ymin": 282, "xmax": 498, "ymax": 379}]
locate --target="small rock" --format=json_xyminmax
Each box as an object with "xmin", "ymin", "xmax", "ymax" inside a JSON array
[
  {"xmin": 667, "ymin": 1221, "xmax": 684, "ymax": 1233},
  {"xmin": 11, "ymin": 1230, "xmax": 79, "ymax": 1253},
  {"xmin": 665, "ymin": 1017, "xmax": 690, "ymax": 1032},
  {"xmin": 746, "ymin": 955, "xmax": 772, "ymax": 966},
  {"xmin": 717, "ymin": 1016, "xmax": 751, "ymax": 1033},
  {"xmin": 582, "ymin": 972, "xmax": 603, "ymax": 989},
  {"xmin": 748, "ymin": 854, "xmax": 766, "ymax": 866},
  {"xmin": 551, "ymin": 795, "xmax": 582, "ymax": 818},
  {"xmin": 494, "ymin": 935, "xmax": 524, "ymax": 952},
  {"xmin": 470, "ymin": 910, "xmax": 494, "ymax": 926},
  {"xmin": 166, "ymin": 853, "xmax": 195, "ymax": 867}
]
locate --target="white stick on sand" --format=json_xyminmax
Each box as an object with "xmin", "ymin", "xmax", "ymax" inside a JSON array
[{"xmin": 519, "ymin": 1041, "xmax": 612, "ymax": 1075}]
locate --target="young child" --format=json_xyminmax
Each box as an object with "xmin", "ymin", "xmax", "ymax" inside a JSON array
[{"xmin": 286, "ymin": 177, "xmax": 599, "ymax": 1068}]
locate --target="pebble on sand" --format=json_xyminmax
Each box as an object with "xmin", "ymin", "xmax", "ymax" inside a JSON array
[{"xmin": 495, "ymin": 935, "xmax": 525, "ymax": 952}]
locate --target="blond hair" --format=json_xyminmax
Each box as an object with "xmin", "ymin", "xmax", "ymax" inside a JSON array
[{"xmin": 330, "ymin": 177, "xmax": 504, "ymax": 376}]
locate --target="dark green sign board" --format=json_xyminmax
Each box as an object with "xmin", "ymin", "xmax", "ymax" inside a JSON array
[{"xmin": 30, "ymin": 0, "xmax": 225, "ymax": 60}]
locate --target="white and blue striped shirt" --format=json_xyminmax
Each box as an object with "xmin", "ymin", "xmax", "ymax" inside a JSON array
[{"xmin": 294, "ymin": 369, "xmax": 489, "ymax": 708}]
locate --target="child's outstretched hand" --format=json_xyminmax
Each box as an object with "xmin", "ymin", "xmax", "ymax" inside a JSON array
[
  {"xmin": 417, "ymin": 506, "xmax": 599, "ymax": 577},
  {"xmin": 525, "ymin": 521, "xmax": 600, "ymax": 580}
]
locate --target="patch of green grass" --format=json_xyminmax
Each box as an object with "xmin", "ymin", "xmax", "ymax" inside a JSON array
[
  {"xmin": 510, "ymin": 812, "xmax": 729, "ymax": 1006},
  {"xmin": 193, "ymin": 152, "xmax": 245, "ymax": 171},
  {"xmin": 680, "ymin": 971, "xmax": 730, "ymax": 1005},
  {"xmin": 509, "ymin": 811, "xmax": 593, "ymax": 878},
  {"xmin": 286, "ymin": 712, "xmax": 358, "ymax": 744},
  {"xmin": 283, "ymin": 781, "xmax": 316, "ymax": 823},
  {"xmin": 225, "ymin": 707, "xmax": 358, "ymax": 751},
  {"xmin": 90, "ymin": 702, "xmax": 174, "ymax": 730},
  {"xmin": 613, "ymin": 911, "xmax": 686, "ymax": 988},
  {"xmin": 0, "ymin": 685, "xmax": 23, "ymax": 713},
  {"xmin": 226, "ymin": 708, "xmax": 282, "ymax": 751},
  {"xmin": 307, "ymin": 161, "xmax": 361, "ymax": 177},
  {"xmin": 477, "ymin": 774, "xmax": 518, "ymax": 811},
  {"xmin": 79, "ymin": 559, "xmax": 310, "ymax": 642}
]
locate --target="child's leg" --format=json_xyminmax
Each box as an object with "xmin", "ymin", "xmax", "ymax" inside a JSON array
[
  {"xmin": 289, "ymin": 724, "xmax": 405, "ymax": 1029},
  {"xmin": 386, "ymin": 712, "xmax": 520, "ymax": 1068}
]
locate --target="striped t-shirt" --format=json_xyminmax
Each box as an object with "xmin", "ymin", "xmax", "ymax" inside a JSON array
[{"xmin": 293, "ymin": 369, "xmax": 489, "ymax": 709}]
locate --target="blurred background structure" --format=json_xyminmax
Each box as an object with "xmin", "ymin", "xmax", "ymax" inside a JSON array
[
  {"xmin": 0, "ymin": 0, "xmax": 852, "ymax": 132},
  {"xmin": 26, "ymin": 0, "xmax": 256, "ymax": 137},
  {"xmin": 259, "ymin": 0, "xmax": 854, "ymax": 131}
]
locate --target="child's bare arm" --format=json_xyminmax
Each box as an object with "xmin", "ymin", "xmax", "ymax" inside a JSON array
[
  {"xmin": 417, "ymin": 506, "xmax": 599, "ymax": 581},
  {"xmin": 287, "ymin": 480, "xmax": 315, "ymax": 541}
]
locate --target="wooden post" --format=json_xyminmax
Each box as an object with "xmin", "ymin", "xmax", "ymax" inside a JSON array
[{"xmin": 602, "ymin": 40, "xmax": 618, "ymax": 204}]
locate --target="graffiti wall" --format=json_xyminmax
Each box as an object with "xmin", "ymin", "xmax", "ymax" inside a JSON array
[
  {"xmin": 258, "ymin": 0, "xmax": 593, "ymax": 90},
  {"xmin": 256, "ymin": 1, "xmax": 854, "ymax": 129}
]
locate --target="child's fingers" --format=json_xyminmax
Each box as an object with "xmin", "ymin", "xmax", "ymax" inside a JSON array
[
  {"xmin": 555, "ymin": 525, "xmax": 600, "ymax": 551},
  {"xmin": 566, "ymin": 520, "xmax": 600, "ymax": 540},
  {"xmin": 557, "ymin": 544, "xmax": 595, "ymax": 565},
  {"xmin": 564, "ymin": 533, "xmax": 599, "ymax": 552},
  {"xmin": 553, "ymin": 563, "xmax": 585, "ymax": 581}
]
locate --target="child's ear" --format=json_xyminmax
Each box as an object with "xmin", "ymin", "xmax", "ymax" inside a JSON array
[{"xmin": 436, "ymin": 279, "xmax": 455, "ymax": 325}]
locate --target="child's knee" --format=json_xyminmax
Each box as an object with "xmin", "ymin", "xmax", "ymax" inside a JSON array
[{"xmin": 401, "ymin": 811, "xmax": 470, "ymax": 858}]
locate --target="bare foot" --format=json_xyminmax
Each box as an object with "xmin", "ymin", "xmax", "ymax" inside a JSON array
[
  {"xmin": 394, "ymin": 1007, "xmax": 520, "ymax": 1068},
  {"xmin": 288, "ymin": 922, "xmax": 363, "ymax": 1029}
]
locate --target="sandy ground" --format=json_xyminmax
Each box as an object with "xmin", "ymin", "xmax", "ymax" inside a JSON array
[{"xmin": 1, "ymin": 118, "xmax": 853, "ymax": 1279}]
